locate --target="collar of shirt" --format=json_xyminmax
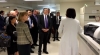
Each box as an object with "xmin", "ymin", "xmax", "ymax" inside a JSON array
[
  {"xmin": 43, "ymin": 14, "xmax": 47, "ymax": 19},
  {"xmin": 33, "ymin": 14, "xmax": 36, "ymax": 17},
  {"xmin": 28, "ymin": 17, "xmax": 30, "ymax": 20}
]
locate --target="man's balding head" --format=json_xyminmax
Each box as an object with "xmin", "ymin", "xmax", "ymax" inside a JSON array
[{"xmin": 10, "ymin": 11, "xmax": 17, "ymax": 16}]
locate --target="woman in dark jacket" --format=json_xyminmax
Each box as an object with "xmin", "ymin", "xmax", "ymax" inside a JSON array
[{"xmin": 6, "ymin": 16, "xmax": 18, "ymax": 55}]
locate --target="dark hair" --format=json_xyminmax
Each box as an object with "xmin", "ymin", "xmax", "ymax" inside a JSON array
[
  {"xmin": 9, "ymin": 16, "xmax": 16, "ymax": 24},
  {"xmin": 48, "ymin": 8, "xmax": 50, "ymax": 11},
  {"xmin": 26, "ymin": 9, "xmax": 32, "ymax": 12},
  {"xmin": 0, "ymin": 10, "xmax": 4, "ymax": 14},
  {"xmin": 32, "ymin": 9, "xmax": 36, "ymax": 12},
  {"xmin": 43, "ymin": 8, "xmax": 48, "ymax": 11},
  {"xmin": 66, "ymin": 8, "xmax": 76, "ymax": 19},
  {"xmin": 14, "ymin": 9, "xmax": 17, "ymax": 11}
]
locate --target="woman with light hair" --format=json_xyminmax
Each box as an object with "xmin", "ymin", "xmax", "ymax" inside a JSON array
[{"xmin": 16, "ymin": 12, "xmax": 33, "ymax": 55}]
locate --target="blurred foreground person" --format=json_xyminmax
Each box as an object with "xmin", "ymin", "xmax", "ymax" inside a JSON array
[
  {"xmin": 0, "ymin": 10, "xmax": 6, "ymax": 31},
  {"xmin": 16, "ymin": 12, "xmax": 33, "ymax": 55},
  {"xmin": 6, "ymin": 16, "xmax": 18, "ymax": 55},
  {"xmin": 58, "ymin": 8, "xmax": 82, "ymax": 55}
]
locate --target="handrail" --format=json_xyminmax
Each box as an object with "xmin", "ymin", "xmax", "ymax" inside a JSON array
[{"xmin": 79, "ymin": 34, "xmax": 99, "ymax": 55}]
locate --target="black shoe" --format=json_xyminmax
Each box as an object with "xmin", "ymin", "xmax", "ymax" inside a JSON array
[
  {"xmin": 53, "ymin": 39, "xmax": 55, "ymax": 41},
  {"xmin": 31, "ymin": 46, "xmax": 35, "ymax": 49},
  {"xmin": 48, "ymin": 41, "xmax": 50, "ymax": 44},
  {"xmin": 57, "ymin": 39, "xmax": 60, "ymax": 41},
  {"xmin": 31, "ymin": 50, "xmax": 34, "ymax": 53},
  {"xmin": 31, "ymin": 45, "xmax": 35, "ymax": 49},
  {"xmin": 38, "ymin": 52, "xmax": 41, "ymax": 55},
  {"xmin": 43, "ymin": 51, "xmax": 49, "ymax": 54},
  {"xmin": 34, "ymin": 44, "xmax": 39, "ymax": 46}
]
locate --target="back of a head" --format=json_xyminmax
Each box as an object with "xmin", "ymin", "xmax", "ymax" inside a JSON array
[
  {"xmin": 9, "ymin": 16, "xmax": 16, "ymax": 24},
  {"xmin": 26, "ymin": 9, "xmax": 32, "ymax": 12},
  {"xmin": 18, "ymin": 12, "xmax": 27, "ymax": 21},
  {"xmin": 66, "ymin": 8, "xmax": 76, "ymax": 19},
  {"xmin": 14, "ymin": 9, "xmax": 17, "ymax": 11},
  {"xmin": 10, "ymin": 11, "xmax": 17, "ymax": 16},
  {"xmin": 0, "ymin": 10, "xmax": 4, "ymax": 14}
]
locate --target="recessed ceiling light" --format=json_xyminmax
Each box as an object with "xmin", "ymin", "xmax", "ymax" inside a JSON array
[
  {"xmin": 0, "ymin": 0, "xmax": 6, "ymax": 2},
  {"xmin": 24, "ymin": 0, "xmax": 43, "ymax": 1},
  {"xmin": 6, "ymin": 6, "xmax": 10, "ymax": 8}
]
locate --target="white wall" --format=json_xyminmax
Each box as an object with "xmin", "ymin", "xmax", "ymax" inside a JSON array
[{"xmin": 59, "ymin": 1, "xmax": 94, "ymax": 20}]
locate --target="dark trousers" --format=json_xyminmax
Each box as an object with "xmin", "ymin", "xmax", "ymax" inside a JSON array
[
  {"xmin": 54, "ymin": 24, "xmax": 59, "ymax": 40},
  {"xmin": 48, "ymin": 28, "xmax": 52, "ymax": 42},
  {"xmin": 33, "ymin": 30, "xmax": 38, "ymax": 45},
  {"xmin": 17, "ymin": 44, "xmax": 31, "ymax": 55},
  {"xmin": 38, "ymin": 31, "xmax": 49, "ymax": 52},
  {"xmin": 30, "ymin": 29, "xmax": 34, "ymax": 47},
  {"xmin": 30, "ymin": 28, "xmax": 38, "ymax": 45}
]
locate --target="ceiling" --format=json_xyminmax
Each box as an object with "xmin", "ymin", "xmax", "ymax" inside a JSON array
[{"xmin": 0, "ymin": 0, "xmax": 95, "ymax": 11}]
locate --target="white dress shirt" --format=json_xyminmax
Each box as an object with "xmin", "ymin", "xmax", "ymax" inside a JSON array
[
  {"xmin": 57, "ymin": 16, "xmax": 59, "ymax": 24},
  {"xmin": 28, "ymin": 17, "xmax": 33, "ymax": 28}
]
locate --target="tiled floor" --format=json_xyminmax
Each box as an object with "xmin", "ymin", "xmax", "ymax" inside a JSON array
[{"xmin": 0, "ymin": 41, "xmax": 60, "ymax": 55}]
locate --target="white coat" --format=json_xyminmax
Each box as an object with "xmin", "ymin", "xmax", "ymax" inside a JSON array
[{"xmin": 58, "ymin": 18, "xmax": 82, "ymax": 55}]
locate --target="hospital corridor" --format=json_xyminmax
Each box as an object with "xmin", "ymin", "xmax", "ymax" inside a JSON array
[{"xmin": 0, "ymin": 0, "xmax": 100, "ymax": 55}]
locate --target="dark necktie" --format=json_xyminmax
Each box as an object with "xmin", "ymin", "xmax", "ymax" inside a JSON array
[
  {"xmin": 34, "ymin": 15, "xmax": 38, "ymax": 23},
  {"xmin": 45, "ymin": 15, "xmax": 48, "ymax": 28}
]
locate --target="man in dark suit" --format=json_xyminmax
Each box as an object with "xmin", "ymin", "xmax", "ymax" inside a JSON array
[
  {"xmin": 25, "ymin": 9, "xmax": 34, "ymax": 53},
  {"xmin": 0, "ymin": 10, "xmax": 6, "ymax": 31},
  {"xmin": 30, "ymin": 9, "xmax": 39, "ymax": 46},
  {"xmin": 38, "ymin": 8, "xmax": 52, "ymax": 55},
  {"xmin": 53, "ymin": 12, "xmax": 61, "ymax": 41},
  {"xmin": 47, "ymin": 8, "xmax": 54, "ymax": 44}
]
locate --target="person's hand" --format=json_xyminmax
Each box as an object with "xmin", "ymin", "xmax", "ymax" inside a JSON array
[
  {"xmin": 4, "ymin": 26, "xmax": 6, "ymax": 29},
  {"xmin": 31, "ymin": 43, "xmax": 33, "ymax": 45},
  {"xmin": 46, "ymin": 29, "xmax": 49, "ymax": 32},
  {"xmin": 32, "ymin": 23, "xmax": 34, "ymax": 27},
  {"xmin": 42, "ymin": 29, "xmax": 47, "ymax": 32}
]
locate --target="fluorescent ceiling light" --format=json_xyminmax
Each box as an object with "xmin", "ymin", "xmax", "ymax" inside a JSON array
[
  {"xmin": 24, "ymin": 0, "xmax": 43, "ymax": 1},
  {"xmin": 38, "ymin": 5, "xmax": 49, "ymax": 6},
  {"xmin": 0, "ymin": 0, "xmax": 6, "ymax": 2}
]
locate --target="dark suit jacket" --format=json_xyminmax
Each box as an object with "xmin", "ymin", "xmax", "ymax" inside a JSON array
[
  {"xmin": 53, "ymin": 16, "xmax": 61, "ymax": 29},
  {"xmin": 6, "ymin": 24, "xmax": 17, "ymax": 42},
  {"xmin": 38, "ymin": 15, "xmax": 52, "ymax": 31},
  {"xmin": 49, "ymin": 13, "xmax": 54, "ymax": 27},
  {"xmin": 25, "ymin": 20, "xmax": 30, "ymax": 28},
  {"xmin": 30, "ymin": 15, "xmax": 38, "ymax": 31},
  {"xmin": 0, "ymin": 15, "xmax": 5, "ymax": 31}
]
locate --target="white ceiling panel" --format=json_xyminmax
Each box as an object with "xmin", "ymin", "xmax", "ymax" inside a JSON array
[{"xmin": 0, "ymin": 0, "xmax": 95, "ymax": 10}]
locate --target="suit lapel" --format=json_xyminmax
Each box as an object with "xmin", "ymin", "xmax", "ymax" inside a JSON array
[{"xmin": 42, "ymin": 15, "xmax": 45, "ymax": 27}]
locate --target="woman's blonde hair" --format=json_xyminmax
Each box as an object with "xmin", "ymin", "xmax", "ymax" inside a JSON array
[{"xmin": 18, "ymin": 12, "xmax": 28, "ymax": 21}]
